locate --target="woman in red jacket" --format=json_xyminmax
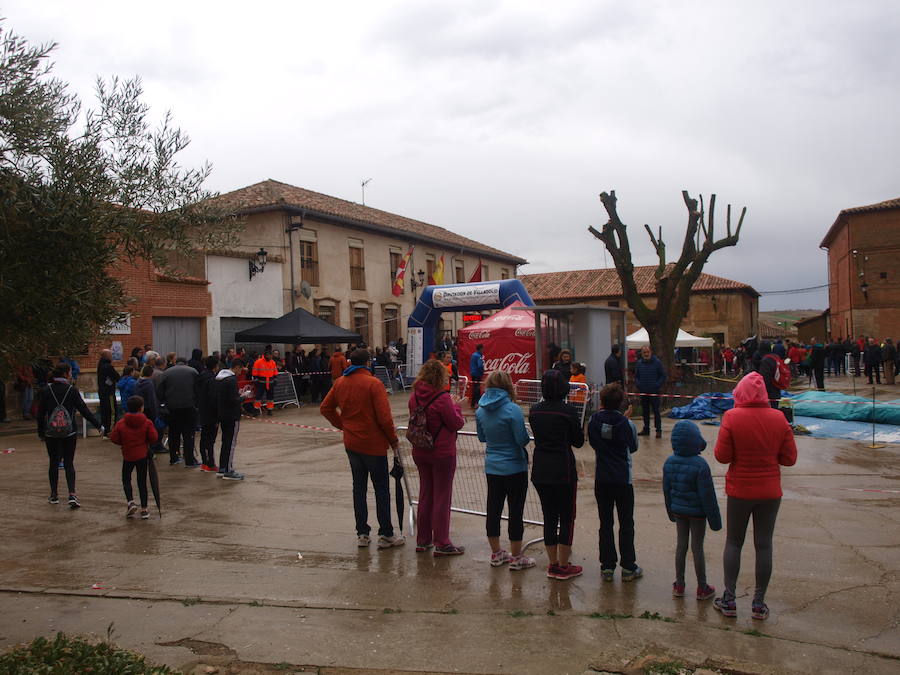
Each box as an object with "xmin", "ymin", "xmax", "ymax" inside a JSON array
[
  {"xmin": 713, "ymin": 372, "xmax": 797, "ymax": 620},
  {"xmin": 408, "ymin": 359, "xmax": 466, "ymax": 556}
]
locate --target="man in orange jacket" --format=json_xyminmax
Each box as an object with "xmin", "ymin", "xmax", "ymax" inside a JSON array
[
  {"xmin": 329, "ymin": 347, "xmax": 350, "ymax": 381},
  {"xmin": 251, "ymin": 349, "xmax": 279, "ymax": 416},
  {"xmin": 320, "ymin": 348, "xmax": 404, "ymax": 549}
]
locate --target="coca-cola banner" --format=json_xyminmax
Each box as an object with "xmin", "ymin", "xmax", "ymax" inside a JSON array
[
  {"xmin": 432, "ymin": 283, "xmax": 501, "ymax": 308},
  {"xmin": 458, "ymin": 302, "xmax": 540, "ymax": 384}
]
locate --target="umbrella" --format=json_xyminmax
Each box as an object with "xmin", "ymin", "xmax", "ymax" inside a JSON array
[
  {"xmin": 147, "ymin": 452, "xmax": 162, "ymax": 517},
  {"xmin": 389, "ymin": 456, "xmax": 404, "ymax": 533}
]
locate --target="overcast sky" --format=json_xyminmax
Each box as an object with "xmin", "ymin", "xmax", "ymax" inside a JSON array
[{"xmin": 6, "ymin": 1, "xmax": 900, "ymax": 310}]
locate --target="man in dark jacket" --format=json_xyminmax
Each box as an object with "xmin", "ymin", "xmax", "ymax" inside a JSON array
[
  {"xmin": 809, "ymin": 338, "xmax": 826, "ymax": 390},
  {"xmin": 158, "ymin": 357, "xmax": 199, "ymax": 466},
  {"xmin": 215, "ymin": 358, "xmax": 246, "ymax": 480},
  {"xmin": 187, "ymin": 348, "xmax": 204, "ymax": 373},
  {"xmin": 758, "ymin": 347, "xmax": 782, "ymax": 409},
  {"xmin": 197, "ymin": 355, "xmax": 221, "ymax": 471},
  {"xmin": 634, "ymin": 346, "xmax": 666, "ymax": 438},
  {"xmin": 864, "ymin": 337, "xmax": 882, "ymax": 385},
  {"xmin": 881, "ymin": 338, "xmax": 897, "ymax": 385},
  {"xmin": 604, "ymin": 345, "xmax": 624, "ymax": 385},
  {"xmin": 96, "ymin": 349, "xmax": 120, "ymax": 432}
]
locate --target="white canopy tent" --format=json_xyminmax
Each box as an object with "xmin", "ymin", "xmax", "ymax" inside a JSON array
[{"xmin": 625, "ymin": 327, "xmax": 714, "ymax": 348}]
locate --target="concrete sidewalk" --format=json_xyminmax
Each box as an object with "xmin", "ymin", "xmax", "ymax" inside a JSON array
[{"xmin": 0, "ymin": 399, "xmax": 897, "ymax": 674}]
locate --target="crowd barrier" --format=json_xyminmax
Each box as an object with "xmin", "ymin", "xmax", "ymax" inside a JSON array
[
  {"xmin": 272, "ymin": 372, "xmax": 301, "ymax": 408},
  {"xmin": 513, "ymin": 379, "xmax": 592, "ymax": 425}
]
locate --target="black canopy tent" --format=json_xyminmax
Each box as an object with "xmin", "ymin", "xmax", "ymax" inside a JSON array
[{"xmin": 234, "ymin": 307, "xmax": 362, "ymax": 345}]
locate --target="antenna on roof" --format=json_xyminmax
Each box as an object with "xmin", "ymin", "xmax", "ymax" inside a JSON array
[{"xmin": 361, "ymin": 178, "xmax": 372, "ymax": 205}]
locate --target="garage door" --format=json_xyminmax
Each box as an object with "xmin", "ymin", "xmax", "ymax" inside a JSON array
[
  {"xmin": 220, "ymin": 317, "xmax": 277, "ymax": 355},
  {"xmin": 152, "ymin": 317, "xmax": 202, "ymax": 359}
]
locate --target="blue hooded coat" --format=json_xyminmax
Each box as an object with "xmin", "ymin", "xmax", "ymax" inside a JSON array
[
  {"xmin": 476, "ymin": 388, "xmax": 530, "ymax": 475},
  {"xmin": 662, "ymin": 420, "xmax": 722, "ymax": 530}
]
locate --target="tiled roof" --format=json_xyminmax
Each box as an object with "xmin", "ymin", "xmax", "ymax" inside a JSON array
[
  {"xmin": 520, "ymin": 265, "xmax": 759, "ymax": 301},
  {"xmin": 209, "ymin": 179, "xmax": 526, "ymax": 264},
  {"xmin": 820, "ymin": 197, "xmax": 900, "ymax": 248},
  {"xmin": 759, "ymin": 319, "xmax": 797, "ymax": 338}
]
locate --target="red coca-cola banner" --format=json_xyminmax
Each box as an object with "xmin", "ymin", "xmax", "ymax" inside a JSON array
[{"xmin": 457, "ymin": 302, "xmax": 540, "ymax": 383}]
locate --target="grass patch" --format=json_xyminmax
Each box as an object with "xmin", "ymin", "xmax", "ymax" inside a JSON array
[
  {"xmin": 507, "ymin": 609, "xmax": 533, "ymax": 618},
  {"xmin": 0, "ymin": 632, "xmax": 177, "ymax": 674},
  {"xmin": 249, "ymin": 600, "xmax": 264, "ymax": 607},
  {"xmin": 588, "ymin": 611, "xmax": 632, "ymax": 620},
  {"xmin": 546, "ymin": 609, "xmax": 556, "ymax": 616},
  {"xmin": 639, "ymin": 610, "xmax": 676, "ymax": 623},
  {"xmin": 743, "ymin": 628, "xmax": 767, "ymax": 637},
  {"xmin": 181, "ymin": 596, "xmax": 202, "ymax": 606},
  {"xmin": 273, "ymin": 664, "xmax": 293, "ymax": 671}
]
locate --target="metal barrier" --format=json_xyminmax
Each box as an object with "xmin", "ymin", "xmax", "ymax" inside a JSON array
[
  {"xmin": 395, "ymin": 427, "xmax": 544, "ymax": 545},
  {"xmin": 513, "ymin": 379, "xmax": 591, "ymax": 425},
  {"xmin": 373, "ymin": 365, "xmax": 393, "ymax": 392},
  {"xmin": 453, "ymin": 375, "xmax": 469, "ymax": 401},
  {"xmin": 273, "ymin": 372, "xmax": 301, "ymax": 408}
]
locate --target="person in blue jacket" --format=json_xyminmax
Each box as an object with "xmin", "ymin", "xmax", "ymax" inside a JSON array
[
  {"xmin": 634, "ymin": 345, "xmax": 667, "ymax": 438},
  {"xmin": 476, "ymin": 370, "xmax": 534, "ymax": 571},
  {"xmin": 662, "ymin": 420, "xmax": 721, "ymax": 600},
  {"xmin": 469, "ymin": 343, "xmax": 485, "ymax": 409}
]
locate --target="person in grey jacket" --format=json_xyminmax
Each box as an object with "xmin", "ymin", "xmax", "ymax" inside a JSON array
[
  {"xmin": 634, "ymin": 346, "xmax": 667, "ymax": 438},
  {"xmin": 158, "ymin": 357, "xmax": 199, "ymax": 466}
]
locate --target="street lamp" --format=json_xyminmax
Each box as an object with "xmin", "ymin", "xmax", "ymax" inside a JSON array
[
  {"xmin": 409, "ymin": 269, "xmax": 426, "ymax": 301},
  {"xmin": 249, "ymin": 247, "xmax": 268, "ymax": 281}
]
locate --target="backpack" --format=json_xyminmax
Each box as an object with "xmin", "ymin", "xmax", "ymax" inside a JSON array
[
  {"xmin": 405, "ymin": 390, "xmax": 447, "ymax": 450},
  {"xmin": 764, "ymin": 354, "xmax": 792, "ymax": 389},
  {"xmin": 45, "ymin": 385, "xmax": 75, "ymax": 438}
]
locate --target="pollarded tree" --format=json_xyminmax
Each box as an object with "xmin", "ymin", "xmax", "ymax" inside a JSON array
[
  {"xmin": 0, "ymin": 22, "xmax": 238, "ymax": 369},
  {"xmin": 588, "ymin": 190, "xmax": 746, "ymax": 380}
]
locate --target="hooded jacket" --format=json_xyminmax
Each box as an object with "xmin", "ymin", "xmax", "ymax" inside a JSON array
[
  {"xmin": 662, "ymin": 421, "xmax": 721, "ymax": 529},
  {"xmin": 329, "ymin": 351, "xmax": 350, "ymax": 380},
  {"xmin": 117, "ymin": 375, "xmax": 137, "ymax": 404},
  {"xmin": 196, "ymin": 368, "xmax": 218, "ymax": 425},
  {"xmin": 714, "ymin": 372, "xmax": 797, "ymax": 500},
  {"xmin": 408, "ymin": 381, "xmax": 465, "ymax": 459},
  {"xmin": 109, "ymin": 412, "xmax": 158, "ymax": 462},
  {"xmin": 37, "ymin": 379, "xmax": 102, "ymax": 437},
  {"xmin": 588, "ymin": 407, "xmax": 638, "ymax": 485},
  {"xmin": 529, "ymin": 370, "xmax": 585, "ymax": 485},
  {"xmin": 215, "ymin": 369, "xmax": 242, "ymax": 422},
  {"xmin": 634, "ymin": 355, "xmax": 666, "ymax": 393},
  {"xmin": 476, "ymin": 388, "xmax": 530, "ymax": 475},
  {"xmin": 320, "ymin": 368, "xmax": 398, "ymax": 455},
  {"xmin": 134, "ymin": 377, "xmax": 158, "ymax": 421},
  {"xmin": 188, "ymin": 349, "xmax": 204, "ymax": 374}
]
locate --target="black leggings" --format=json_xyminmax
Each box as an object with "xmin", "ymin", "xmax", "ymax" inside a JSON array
[
  {"xmin": 46, "ymin": 436, "xmax": 77, "ymax": 496},
  {"xmin": 486, "ymin": 472, "xmax": 528, "ymax": 541},
  {"xmin": 723, "ymin": 496, "xmax": 781, "ymax": 604},
  {"xmin": 535, "ymin": 483, "xmax": 577, "ymax": 546},
  {"xmin": 675, "ymin": 516, "xmax": 707, "ymax": 586},
  {"xmin": 122, "ymin": 458, "xmax": 149, "ymax": 508}
]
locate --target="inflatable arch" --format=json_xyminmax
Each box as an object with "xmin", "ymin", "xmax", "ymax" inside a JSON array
[{"xmin": 406, "ymin": 279, "xmax": 534, "ymax": 375}]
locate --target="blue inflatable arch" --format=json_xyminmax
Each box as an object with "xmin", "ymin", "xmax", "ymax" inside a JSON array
[{"xmin": 406, "ymin": 279, "xmax": 534, "ymax": 375}]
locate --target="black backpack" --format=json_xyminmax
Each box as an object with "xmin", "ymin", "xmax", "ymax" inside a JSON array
[{"xmin": 45, "ymin": 385, "xmax": 75, "ymax": 438}]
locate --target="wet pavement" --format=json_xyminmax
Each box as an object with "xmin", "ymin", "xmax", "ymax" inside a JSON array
[{"xmin": 0, "ymin": 389, "xmax": 897, "ymax": 674}]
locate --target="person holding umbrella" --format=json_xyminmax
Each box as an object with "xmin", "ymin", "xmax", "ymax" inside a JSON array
[{"xmin": 109, "ymin": 395, "xmax": 158, "ymax": 519}]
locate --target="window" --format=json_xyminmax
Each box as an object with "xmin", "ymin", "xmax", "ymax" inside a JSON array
[
  {"xmin": 349, "ymin": 243, "xmax": 366, "ymax": 290},
  {"xmin": 316, "ymin": 302, "xmax": 337, "ymax": 326},
  {"xmin": 426, "ymin": 254, "xmax": 436, "ymax": 284},
  {"xmin": 500, "ymin": 268, "xmax": 510, "ymax": 280},
  {"xmin": 353, "ymin": 306, "xmax": 370, "ymax": 345},
  {"xmin": 454, "ymin": 261, "xmax": 465, "ymax": 283},
  {"xmin": 481, "ymin": 264, "xmax": 489, "ymax": 281},
  {"xmin": 299, "ymin": 240, "xmax": 319, "ymax": 286},
  {"xmin": 383, "ymin": 306, "xmax": 400, "ymax": 345},
  {"xmin": 389, "ymin": 249, "xmax": 402, "ymax": 285}
]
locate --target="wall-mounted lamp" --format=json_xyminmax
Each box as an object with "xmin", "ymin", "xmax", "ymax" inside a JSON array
[
  {"xmin": 860, "ymin": 280, "xmax": 869, "ymax": 300},
  {"xmin": 409, "ymin": 269, "xmax": 427, "ymax": 301},
  {"xmin": 249, "ymin": 247, "xmax": 268, "ymax": 281}
]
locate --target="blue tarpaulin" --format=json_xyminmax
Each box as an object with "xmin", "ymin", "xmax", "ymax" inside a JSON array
[{"xmin": 669, "ymin": 392, "xmax": 734, "ymax": 419}]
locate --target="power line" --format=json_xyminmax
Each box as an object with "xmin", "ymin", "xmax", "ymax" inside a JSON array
[{"xmin": 758, "ymin": 283, "xmax": 832, "ymax": 295}]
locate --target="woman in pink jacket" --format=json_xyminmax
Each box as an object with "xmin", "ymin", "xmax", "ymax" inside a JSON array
[
  {"xmin": 713, "ymin": 372, "xmax": 797, "ymax": 620},
  {"xmin": 408, "ymin": 359, "xmax": 466, "ymax": 557}
]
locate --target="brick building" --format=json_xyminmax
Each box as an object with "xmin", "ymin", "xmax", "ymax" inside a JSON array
[
  {"xmin": 820, "ymin": 197, "xmax": 900, "ymax": 340},
  {"xmin": 520, "ymin": 265, "xmax": 759, "ymax": 348}
]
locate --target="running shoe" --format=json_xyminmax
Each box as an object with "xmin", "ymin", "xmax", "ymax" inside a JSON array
[
  {"xmin": 601, "ymin": 568, "xmax": 615, "ymax": 582},
  {"xmin": 508, "ymin": 555, "xmax": 536, "ymax": 571},
  {"xmin": 751, "ymin": 602, "xmax": 769, "ymax": 620},
  {"xmin": 377, "ymin": 534, "xmax": 406, "ymax": 549},
  {"xmin": 551, "ymin": 563, "xmax": 583, "ymax": 580},
  {"xmin": 48, "ymin": 495, "xmax": 59, "ymax": 505},
  {"xmin": 222, "ymin": 471, "xmax": 245, "ymax": 480},
  {"xmin": 140, "ymin": 509, "xmax": 150, "ymax": 520},
  {"xmin": 126, "ymin": 502, "xmax": 138, "ymax": 518},
  {"xmin": 672, "ymin": 582, "xmax": 685, "ymax": 597},
  {"xmin": 169, "ymin": 456, "xmax": 183, "ymax": 465},
  {"xmin": 697, "ymin": 584, "xmax": 716, "ymax": 601},
  {"xmin": 68, "ymin": 495, "xmax": 81, "ymax": 509},
  {"xmin": 357, "ymin": 534, "xmax": 371, "ymax": 547},
  {"xmin": 490, "ymin": 549, "xmax": 512, "ymax": 567},
  {"xmin": 714, "ymin": 596, "xmax": 737, "ymax": 618},
  {"xmin": 622, "ymin": 565, "xmax": 643, "ymax": 582},
  {"xmin": 433, "ymin": 544, "xmax": 465, "ymax": 557},
  {"xmin": 546, "ymin": 564, "xmax": 562, "ymax": 578},
  {"xmin": 201, "ymin": 464, "xmax": 219, "ymax": 473},
  {"xmin": 184, "ymin": 462, "xmax": 201, "ymax": 469},
  {"xmin": 415, "ymin": 542, "xmax": 433, "ymax": 553}
]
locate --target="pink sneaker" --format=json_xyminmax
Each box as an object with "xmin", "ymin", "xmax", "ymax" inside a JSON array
[
  {"xmin": 490, "ymin": 549, "xmax": 512, "ymax": 567},
  {"xmin": 672, "ymin": 582, "xmax": 685, "ymax": 597},
  {"xmin": 697, "ymin": 584, "xmax": 716, "ymax": 601}
]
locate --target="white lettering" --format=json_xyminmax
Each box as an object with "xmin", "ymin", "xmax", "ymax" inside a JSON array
[{"xmin": 483, "ymin": 352, "xmax": 534, "ymax": 375}]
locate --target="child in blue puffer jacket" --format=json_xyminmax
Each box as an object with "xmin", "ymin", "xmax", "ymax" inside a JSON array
[{"xmin": 662, "ymin": 420, "xmax": 722, "ymax": 600}]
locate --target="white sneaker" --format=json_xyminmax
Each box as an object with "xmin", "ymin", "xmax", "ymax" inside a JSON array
[
  {"xmin": 357, "ymin": 534, "xmax": 371, "ymax": 547},
  {"xmin": 126, "ymin": 502, "xmax": 138, "ymax": 518},
  {"xmin": 490, "ymin": 549, "xmax": 512, "ymax": 567},
  {"xmin": 377, "ymin": 534, "xmax": 406, "ymax": 549},
  {"xmin": 509, "ymin": 555, "xmax": 536, "ymax": 571}
]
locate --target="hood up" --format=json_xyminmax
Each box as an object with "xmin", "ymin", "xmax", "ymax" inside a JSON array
[
  {"xmin": 215, "ymin": 369, "xmax": 235, "ymax": 380},
  {"xmin": 733, "ymin": 372, "xmax": 769, "ymax": 406},
  {"xmin": 540, "ymin": 369, "xmax": 569, "ymax": 401},
  {"xmin": 670, "ymin": 420, "xmax": 707, "ymax": 456}
]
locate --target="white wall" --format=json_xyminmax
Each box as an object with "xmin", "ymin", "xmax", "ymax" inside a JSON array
[{"xmin": 206, "ymin": 255, "xmax": 284, "ymax": 352}]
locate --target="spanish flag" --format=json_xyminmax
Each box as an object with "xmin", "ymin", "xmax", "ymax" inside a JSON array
[
  {"xmin": 391, "ymin": 245, "xmax": 414, "ymax": 297},
  {"xmin": 432, "ymin": 253, "xmax": 445, "ymax": 285}
]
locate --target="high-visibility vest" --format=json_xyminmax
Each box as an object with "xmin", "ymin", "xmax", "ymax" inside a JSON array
[{"xmin": 252, "ymin": 357, "xmax": 278, "ymax": 385}]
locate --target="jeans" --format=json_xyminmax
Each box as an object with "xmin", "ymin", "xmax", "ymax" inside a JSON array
[
  {"xmin": 46, "ymin": 435, "xmax": 77, "ymax": 496},
  {"xmin": 640, "ymin": 394, "xmax": 661, "ymax": 432},
  {"xmin": 168, "ymin": 407, "xmax": 197, "ymax": 463},
  {"xmin": 345, "ymin": 449, "xmax": 393, "ymax": 537},
  {"xmin": 674, "ymin": 515, "xmax": 707, "ymax": 586},
  {"xmin": 485, "ymin": 472, "xmax": 528, "ymax": 541},
  {"xmin": 595, "ymin": 482, "xmax": 636, "ymax": 571},
  {"xmin": 723, "ymin": 497, "xmax": 780, "ymax": 604},
  {"xmin": 414, "ymin": 453, "xmax": 456, "ymax": 547},
  {"xmin": 122, "ymin": 458, "xmax": 149, "ymax": 508}
]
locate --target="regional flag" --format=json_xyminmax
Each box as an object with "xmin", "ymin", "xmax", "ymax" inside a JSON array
[
  {"xmin": 391, "ymin": 245, "xmax": 414, "ymax": 296},
  {"xmin": 433, "ymin": 254, "xmax": 445, "ymax": 285},
  {"xmin": 468, "ymin": 258, "xmax": 482, "ymax": 283}
]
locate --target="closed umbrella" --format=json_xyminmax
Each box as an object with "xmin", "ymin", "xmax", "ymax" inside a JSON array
[
  {"xmin": 147, "ymin": 453, "xmax": 162, "ymax": 517},
  {"xmin": 389, "ymin": 456, "xmax": 404, "ymax": 532}
]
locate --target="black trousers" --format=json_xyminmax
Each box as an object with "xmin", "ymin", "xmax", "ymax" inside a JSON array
[
  {"xmin": 470, "ymin": 380, "xmax": 482, "ymax": 408},
  {"xmin": 46, "ymin": 436, "xmax": 77, "ymax": 496},
  {"xmin": 813, "ymin": 366, "xmax": 825, "ymax": 390},
  {"xmin": 199, "ymin": 422, "xmax": 218, "ymax": 467},
  {"xmin": 640, "ymin": 394, "xmax": 661, "ymax": 432},
  {"xmin": 595, "ymin": 482, "xmax": 636, "ymax": 571},
  {"xmin": 535, "ymin": 482, "xmax": 577, "ymax": 546},
  {"xmin": 218, "ymin": 419, "xmax": 239, "ymax": 473},
  {"xmin": 122, "ymin": 457, "xmax": 149, "ymax": 508},
  {"xmin": 168, "ymin": 407, "xmax": 197, "ymax": 463},
  {"xmin": 865, "ymin": 363, "xmax": 881, "ymax": 384},
  {"xmin": 485, "ymin": 472, "xmax": 528, "ymax": 541},
  {"xmin": 98, "ymin": 389, "xmax": 117, "ymax": 431}
]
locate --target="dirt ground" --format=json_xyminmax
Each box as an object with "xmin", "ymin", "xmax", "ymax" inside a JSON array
[{"xmin": 0, "ymin": 378, "xmax": 897, "ymax": 674}]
